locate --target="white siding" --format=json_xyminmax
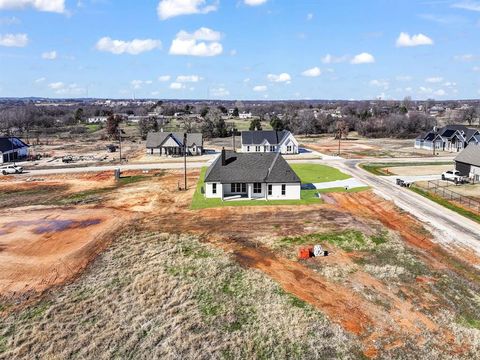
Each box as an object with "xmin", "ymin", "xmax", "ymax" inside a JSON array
[
  {"xmin": 267, "ymin": 183, "xmax": 300, "ymax": 200},
  {"xmin": 470, "ymin": 165, "xmax": 480, "ymax": 181},
  {"xmin": 205, "ymin": 182, "xmax": 222, "ymax": 198}
]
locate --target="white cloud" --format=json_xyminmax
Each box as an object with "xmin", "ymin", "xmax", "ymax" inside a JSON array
[
  {"xmin": 157, "ymin": 0, "xmax": 218, "ymax": 20},
  {"xmin": 351, "ymin": 52, "xmax": 375, "ymax": 64},
  {"xmin": 34, "ymin": 77, "xmax": 46, "ymax": 83},
  {"xmin": 369, "ymin": 79, "xmax": 389, "ymax": 89},
  {"xmin": 170, "ymin": 82, "xmax": 185, "ymax": 90},
  {"xmin": 96, "ymin": 37, "xmax": 161, "ymax": 55},
  {"xmin": 301, "ymin": 67, "xmax": 321, "ymax": 77},
  {"xmin": 321, "ymin": 54, "xmax": 348, "ymax": 64},
  {"xmin": 0, "ymin": 33, "xmax": 28, "ymax": 47},
  {"xmin": 452, "ymin": 1, "xmax": 480, "ymax": 12},
  {"xmin": 243, "ymin": 78, "xmax": 250, "ymax": 83},
  {"xmin": 229, "ymin": 49, "xmax": 237, "ymax": 56},
  {"xmin": 131, "ymin": 80, "xmax": 153, "ymax": 89},
  {"xmin": 434, "ymin": 89, "xmax": 446, "ymax": 96},
  {"xmin": 253, "ymin": 85, "xmax": 267, "ymax": 92},
  {"xmin": 0, "ymin": 0, "xmax": 65, "ymax": 13},
  {"xmin": 396, "ymin": 32, "xmax": 433, "ymax": 47},
  {"xmin": 48, "ymin": 82, "xmax": 64, "ymax": 90},
  {"xmin": 454, "ymin": 54, "xmax": 475, "ymax": 62},
  {"xmin": 0, "ymin": 16, "xmax": 20, "ymax": 25},
  {"xmin": 41, "ymin": 50, "xmax": 57, "ymax": 60},
  {"xmin": 176, "ymin": 75, "xmax": 201, "ymax": 82},
  {"xmin": 306, "ymin": 13, "xmax": 313, "ymax": 21},
  {"xmin": 426, "ymin": 77, "xmax": 443, "ymax": 83},
  {"xmin": 158, "ymin": 75, "xmax": 171, "ymax": 82},
  {"xmin": 396, "ymin": 75, "xmax": 412, "ymax": 81},
  {"xmin": 211, "ymin": 87, "xmax": 230, "ymax": 97},
  {"xmin": 267, "ymin": 73, "xmax": 291, "ymax": 83},
  {"xmin": 244, "ymin": 0, "xmax": 267, "ymax": 6},
  {"xmin": 169, "ymin": 27, "xmax": 223, "ymax": 56},
  {"xmin": 473, "ymin": 66, "xmax": 480, "ymax": 72}
]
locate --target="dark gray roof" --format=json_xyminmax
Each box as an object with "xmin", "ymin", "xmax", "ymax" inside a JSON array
[
  {"xmin": 205, "ymin": 151, "xmax": 301, "ymax": 184},
  {"xmin": 455, "ymin": 144, "xmax": 480, "ymax": 167},
  {"xmin": 241, "ymin": 130, "xmax": 289, "ymax": 145},
  {"xmin": 0, "ymin": 137, "xmax": 29, "ymax": 153},
  {"xmin": 417, "ymin": 125, "xmax": 477, "ymax": 141},
  {"xmin": 146, "ymin": 132, "xmax": 202, "ymax": 148}
]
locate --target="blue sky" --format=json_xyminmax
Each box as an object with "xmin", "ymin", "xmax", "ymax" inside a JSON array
[{"xmin": 0, "ymin": 0, "xmax": 479, "ymax": 100}]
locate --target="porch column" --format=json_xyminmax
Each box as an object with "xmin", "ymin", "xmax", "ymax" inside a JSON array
[{"xmin": 247, "ymin": 184, "xmax": 252, "ymax": 199}]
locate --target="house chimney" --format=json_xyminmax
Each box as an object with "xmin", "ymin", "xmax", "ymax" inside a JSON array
[{"xmin": 221, "ymin": 147, "xmax": 226, "ymax": 166}]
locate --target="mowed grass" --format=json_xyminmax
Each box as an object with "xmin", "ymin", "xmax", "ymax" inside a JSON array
[{"xmin": 290, "ymin": 163, "xmax": 351, "ymax": 183}]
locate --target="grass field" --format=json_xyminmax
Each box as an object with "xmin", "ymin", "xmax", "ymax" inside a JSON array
[{"xmin": 191, "ymin": 164, "xmax": 355, "ymax": 209}]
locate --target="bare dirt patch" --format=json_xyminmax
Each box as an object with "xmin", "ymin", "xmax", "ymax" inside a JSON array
[{"xmin": 385, "ymin": 164, "xmax": 452, "ymax": 176}]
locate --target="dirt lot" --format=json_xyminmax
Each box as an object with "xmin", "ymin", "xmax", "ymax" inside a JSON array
[
  {"xmin": 385, "ymin": 164, "xmax": 453, "ymax": 176},
  {"xmin": 299, "ymin": 133, "xmax": 456, "ymax": 158},
  {"xmin": 1, "ymin": 170, "xmax": 479, "ymax": 358}
]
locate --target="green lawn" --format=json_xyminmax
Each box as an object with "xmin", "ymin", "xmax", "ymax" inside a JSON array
[
  {"xmin": 191, "ymin": 164, "xmax": 364, "ymax": 210},
  {"xmin": 290, "ymin": 164, "xmax": 351, "ymax": 183}
]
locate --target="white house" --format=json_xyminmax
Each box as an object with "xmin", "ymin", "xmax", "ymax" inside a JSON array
[
  {"xmin": 241, "ymin": 130, "xmax": 299, "ymax": 154},
  {"xmin": 87, "ymin": 116, "xmax": 108, "ymax": 124},
  {"xmin": 0, "ymin": 137, "xmax": 30, "ymax": 164},
  {"xmin": 239, "ymin": 112, "xmax": 252, "ymax": 119},
  {"xmin": 204, "ymin": 149, "xmax": 301, "ymax": 200}
]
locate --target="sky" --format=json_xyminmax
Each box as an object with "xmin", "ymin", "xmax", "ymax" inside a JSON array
[{"xmin": 0, "ymin": 0, "xmax": 479, "ymax": 100}]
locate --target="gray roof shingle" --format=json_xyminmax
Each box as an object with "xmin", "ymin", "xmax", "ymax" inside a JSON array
[
  {"xmin": 146, "ymin": 132, "xmax": 203, "ymax": 148},
  {"xmin": 205, "ymin": 150, "xmax": 300, "ymax": 184},
  {"xmin": 241, "ymin": 130, "xmax": 290, "ymax": 145},
  {"xmin": 455, "ymin": 144, "xmax": 480, "ymax": 167}
]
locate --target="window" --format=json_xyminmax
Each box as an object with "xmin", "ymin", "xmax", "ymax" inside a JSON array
[
  {"xmin": 212, "ymin": 183, "xmax": 217, "ymax": 194},
  {"xmin": 281, "ymin": 184, "xmax": 286, "ymax": 196},
  {"xmin": 255, "ymin": 146, "xmax": 261, "ymax": 152},
  {"xmin": 268, "ymin": 184, "xmax": 272, "ymax": 196},
  {"xmin": 231, "ymin": 183, "xmax": 246, "ymax": 192},
  {"xmin": 247, "ymin": 146, "xmax": 250, "ymax": 152},
  {"xmin": 287, "ymin": 145, "xmax": 292, "ymax": 152},
  {"xmin": 264, "ymin": 146, "xmax": 268, "ymax": 152},
  {"xmin": 253, "ymin": 183, "xmax": 262, "ymax": 194},
  {"xmin": 270, "ymin": 145, "xmax": 276, "ymax": 152}
]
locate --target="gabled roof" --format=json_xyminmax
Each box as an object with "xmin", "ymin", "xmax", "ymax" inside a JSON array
[
  {"xmin": 464, "ymin": 129, "xmax": 479, "ymax": 142},
  {"xmin": 205, "ymin": 150, "xmax": 301, "ymax": 184},
  {"xmin": 241, "ymin": 130, "xmax": 290, "ymax": 146},
  {"xmin": 146, "ymin": 132, "xmax": 203, "ymax": 148},
  {"xmin": 0, "ymin": 137, "xmax": 29, "ymax": 153},
  {"xmin": 455, "ymin": 144, "xmax": 480, "ymax": 167}
]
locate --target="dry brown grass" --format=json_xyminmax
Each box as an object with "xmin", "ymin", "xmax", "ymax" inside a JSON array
[{"xmin": 0, "ymin": 231, "xmax": 362, "ymax": 359}]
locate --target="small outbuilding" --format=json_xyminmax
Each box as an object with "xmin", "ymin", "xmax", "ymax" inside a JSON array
[{"xmin": 454, "ymin": 143, "xmax": 480, "ymax": 182}]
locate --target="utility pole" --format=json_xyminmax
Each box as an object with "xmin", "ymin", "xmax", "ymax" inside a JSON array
[
  {"xmin": 183, "ymin": 133, "xmax": 187, "ymax": 190},
  {"xmin": 232, "ymin": 126, "xmax": 236, "ymax": 152},
  {"xmin": 338, "ymin": 131, "xmax": 341, "ymax": 156},
  {"xmin": 118, "ymin": 127, "xmax": 122, "ymax": 163},
  {"xmin": 432, "ymin": 126, "xmax": 437, "ymax": 156},
  {"xmin": 10, "ymin": 134, "xmax": 15, "ymax": 166}
]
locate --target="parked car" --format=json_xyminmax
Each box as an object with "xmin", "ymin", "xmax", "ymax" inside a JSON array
[
  {"xmin": 0, "ymin": 165, "xmax": 23, "ymax": 175},
  {"xmin": 62, "ymin": 155, "xmax": 74, "ymax": 163},
  {"xmin": 441, "ymin": 170, "xmax": 468, "ymax": 184},
  {"xmin": 396, "ymin": 178, "xmax": 411, "ymax": 187}
]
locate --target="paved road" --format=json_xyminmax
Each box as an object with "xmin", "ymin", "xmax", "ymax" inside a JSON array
[{"xmin": 334, "ymin": 159, "xmax": 480, "ymax": 253}]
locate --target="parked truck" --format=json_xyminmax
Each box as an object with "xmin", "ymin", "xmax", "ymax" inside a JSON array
[{"xmin": 441, "ymin": 170, "xmax": 468, "ymax": 184}]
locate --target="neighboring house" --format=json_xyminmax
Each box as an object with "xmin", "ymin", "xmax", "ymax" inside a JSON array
[
  {"xmin": 87, "ymin": 116, "xmax": 108, "ymax": 124},
  {"xmin": 241, "ymin": 130, "xmax": 299, "ymax": 154},
  {"xmin": 146, "ymin": 132, "xmax": 203, "ymax": 156},
  {"xmin": 0, "ymin": 137, "xmax": 30, "ymax": 164},
  {"xmin": 204, "ymin": 149, "xmax": 301, "ymax": 200},
  {"xmin": 415, "ymin": 125, "xmax": 480, "ymax": 153},
  {"xmin": 454, "ymin": 144, "xmax": 480, "ymax": 181},
  {"xmin": 239, "ymin": 112, "xmax": 252, "ymax": 119}
]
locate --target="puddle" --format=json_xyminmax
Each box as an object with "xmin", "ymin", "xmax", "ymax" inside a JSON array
[{"xmin": 2, "ymin": 218, "xmax": 103, "ymax": 234}]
